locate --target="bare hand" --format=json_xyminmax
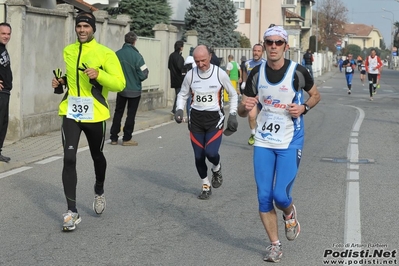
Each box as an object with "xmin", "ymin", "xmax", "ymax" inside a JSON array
[
  {"xmin": 286, "ymin": 103, "xmax": 304, "ymax": 118},
  {"xmin": 83, "ymin": 68, "xmax": 99, "ymax": 80},
  {"xmin": 52, "ymin": 77, "xmax": 64, "ymax": 88},
  {"xmin": 242, "ymin": 96, "xmax": 259, "ymax": 112}
]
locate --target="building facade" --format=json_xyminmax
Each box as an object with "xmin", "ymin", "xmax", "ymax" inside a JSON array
[
  {"xmin": 234, "ymin": 0, "xmax": 314, "ymax": 50},
  {"xmin": 342, "ymin": 23, "xmax": 382, "ymax": 50}
]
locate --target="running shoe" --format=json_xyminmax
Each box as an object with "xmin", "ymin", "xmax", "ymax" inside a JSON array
[
  {"xmin": 248, "ymin": 134, "xmax": 255, "ymax": 145},
  {"xmin": 370, "ymin": 97, "xmax": 373, "ymax": 101},
  {"xmin": 377, "ymin": 84, "xmax": 380, "ymax": 89},
  {"xmin": 198, "ymin": 184, "xmax": 212, "ymax": 200},
  {"xmin": 264, "ymin": 244, "xmax": 283, "ymax": 262},
  {"xmin": 110, "ymin": 140, "xmax": 118, "ymax": 145},
  {"xmin": 348, "ymin": 90, "xmax": 351, "ymax": 95},
  {"xmin": 211, "ymin": 165, "xmax": 223, "ymax": 188},
  {"xmin": 373, "ymin": 89, "xmax": 376, "ymax": 95},
  {"xmin": 284, "ymin": 205, "xmax": 300, "ymax": 241},
  {"xmin": 93, "ymin": 194, "xmax": 106, "ymax": 214},
  {"xmin": 62, "ymin": 210, "xmax": 81, "ymax": 232}
]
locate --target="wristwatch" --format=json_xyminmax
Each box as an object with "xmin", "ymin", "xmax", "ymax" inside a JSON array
[{"xmin": 302, "ymin": 104, "xmax": 310, "ymax": 115}]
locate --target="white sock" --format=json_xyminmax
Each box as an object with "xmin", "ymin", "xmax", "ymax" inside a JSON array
[
  {"xmin": 251, "ymin": 129, "xmax": 255, "ymax": 135},
  {"xmin": 202, "ymin": 177, "xmax": 211, "ymax": 187},
  {"xmin": 212, "ymin": 163, "xmax": 220, "ymax": 172},
  {"xmin": 271, "ymin": 240, "xmax": 281, "ymax": 246}
]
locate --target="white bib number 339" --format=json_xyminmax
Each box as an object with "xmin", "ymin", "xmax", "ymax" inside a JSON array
[{"xmin": 67, "ymin": 96, "xmax": 94, "ymax": 121}]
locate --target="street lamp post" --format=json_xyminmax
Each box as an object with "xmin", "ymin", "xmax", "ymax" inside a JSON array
[
  {"xmin": 315, "ymin": 0, "xmax": 324, "ymax": 53},
  {"xmin": 382, "ymin": 8, "xmax": 395, "ymax": 49},
  {"xmin": 382, "ymin": 16, "xmax": 393, "ymax": 49}
]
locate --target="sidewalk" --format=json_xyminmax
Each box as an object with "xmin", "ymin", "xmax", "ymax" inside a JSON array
[
  {"xmin": 0, "ymin": 69, "xmax": 335, "ymax": 173},
  {"xmin": 0, "ymin": 107, "xmax": 174, "ymax": 173}
]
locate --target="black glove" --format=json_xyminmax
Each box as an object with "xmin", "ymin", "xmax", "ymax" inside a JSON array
[
  {"xmin": 174, "ymin": 109, "xmax": 184, "ymax": 124},
  {"xmin": 224, "ymin": 113, "xmax": 238, "ymax": 136},
  {"xmin": 53, "ymin": 69, "xmax": 64, "ymax": 94}
]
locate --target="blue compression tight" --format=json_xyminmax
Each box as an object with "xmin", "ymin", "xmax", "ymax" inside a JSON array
[
  {"xmin": 345, "ymin": 73, "xmax": 353, "ymax": 88},
  {"xmin": 253, "ymin": 146, "xmax": 301, "ymax": 212}
]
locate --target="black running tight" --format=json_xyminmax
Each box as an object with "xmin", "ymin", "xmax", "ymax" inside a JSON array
[
  {"xmin": 368, "ymin": 73, "xmax": 377, "ymax": 97},
  {"xmin": 61, "ymin": 116, "xmax": 106, "ymax": 211}
]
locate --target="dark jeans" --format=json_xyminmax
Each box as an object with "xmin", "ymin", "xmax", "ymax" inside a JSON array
[
  {"xmin": 0, "ymin": 93, "xmax": 10, "ymax": 153},
  {"xmin": 110, "ymin": 94, "xmax": 141, "ymax": 142},
  {"xmin": 172, "ymin": 87, "xmax": 181, "ymax": 114}
]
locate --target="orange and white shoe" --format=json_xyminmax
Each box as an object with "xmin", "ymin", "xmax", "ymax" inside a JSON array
[{"xmin": 284, "ymin": 205, "xmax": 300, "ymax": 241}]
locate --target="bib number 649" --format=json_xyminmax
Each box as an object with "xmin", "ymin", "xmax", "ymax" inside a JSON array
[{"xmin": 262, "ymin": 122, "xmax": 280, "ymax": 133}]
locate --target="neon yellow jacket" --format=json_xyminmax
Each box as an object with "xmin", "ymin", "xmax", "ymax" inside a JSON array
[{"xmin": 59, "ymin": 38, "xmax": 126, "ymax": 122}]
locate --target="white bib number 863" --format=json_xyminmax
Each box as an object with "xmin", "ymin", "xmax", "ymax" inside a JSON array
[{"xmin": 194, "ymin": 91, "xmax": 217, "ymax": 107}]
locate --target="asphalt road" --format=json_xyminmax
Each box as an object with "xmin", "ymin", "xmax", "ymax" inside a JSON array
[{"xmin": 0, "ymin": 68, "xmax": 398, "ymax": 265}]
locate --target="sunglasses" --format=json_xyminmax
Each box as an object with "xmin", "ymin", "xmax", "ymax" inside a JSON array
[{"xmin": 264, "ymin": 39, "xmax": 286, "ymax": 46}]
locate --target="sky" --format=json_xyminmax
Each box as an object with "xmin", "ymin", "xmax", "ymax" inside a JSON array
[{"xmin": 342, "ymin": 0, "xmax": 399, "ymax": 47}]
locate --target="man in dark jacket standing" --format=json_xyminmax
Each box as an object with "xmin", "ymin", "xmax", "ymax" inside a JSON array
[
  {"xmin": 168, "ymin": 40, "xmax": 184, "ymax": 115},
  {"xmin": 110, "ymin": 31, "xmax": 149, "ymax": 146},
  {"xmin": 303, "ymin": 49, "xmax": 314, "ymax": 78},
  {"xmin": 0, "ymin": 23, "xmax": 12, "ymax": 162}
]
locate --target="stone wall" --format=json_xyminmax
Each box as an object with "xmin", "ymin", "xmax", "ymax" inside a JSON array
[{"xmin": 4, "ymin": 0, "xmax": 197, "ymax": 140}]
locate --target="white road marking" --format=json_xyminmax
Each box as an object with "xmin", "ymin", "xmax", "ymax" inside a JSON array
[
  {"xmin": 0, "ymin": 167, "xmax": 32, "ymax": 180},
  {"xmin": 35, "ymin": 156, "xmax": 63, "ymax": 164},
  {"xmin": 345, "ymin": 106, "xmax": 365, "ymax": 249}
]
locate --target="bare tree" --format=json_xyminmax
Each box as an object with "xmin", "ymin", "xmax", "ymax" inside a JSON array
[{"xmin": 314, "ymin": 0, "xmax": 347, "ymax": 52}]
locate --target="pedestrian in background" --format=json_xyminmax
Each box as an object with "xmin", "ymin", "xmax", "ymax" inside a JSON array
[
  {"xmin": 241, "ymin": 44, "xmax": 266, "ymax": 146},
  {"xmin": 225, "ymin": 54, "xmax": 240, "ymax": 97},
  {"xmin": 168, "ymin": 40, "xmax": 184, "ymax": 115},
  {"xmin": 209, "ymin": 47, "xmax": 221, "ymax": 66},
  {"xmin": 303, "ymin": 49, "xmax": 314, "ymax": 78},
  {"xmin": 182, "ymin": 47, "xmax": 195, "ymax": 121},
  {"xmin": 356, "ymin": 55, "xmax": 363, "ymax": 71},
  {"xmin": 110, "ymin": 31, "xmax": 149, "ymax": 146},
  {"xmin": 239, "ymin": 25, "xmax": 320, "ymax": 262},
  {"xmin": 239, "ymin": 55, "xmax": 247, "ymax": 94},
  {"xmin": 0, "ymin": 23, "xmax": 12, "ymax": 163},
  {"xmin": 51, "ymin": 12, "xmax": 126, "ymax": 232},
  {"xmin": 359, "ymin": 60, "xmax": 366, "ymax": 86}
]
